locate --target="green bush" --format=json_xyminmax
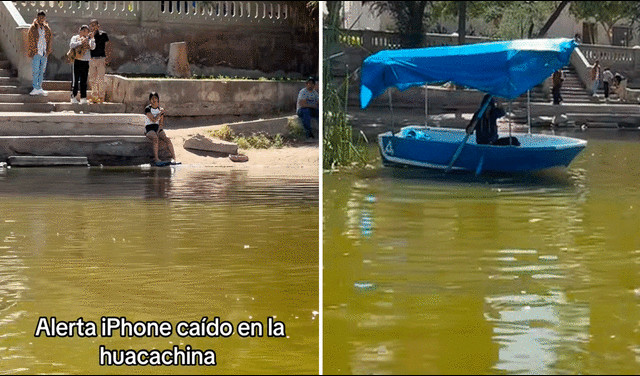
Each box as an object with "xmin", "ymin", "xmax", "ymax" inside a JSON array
[
  {"xmin": 209, "ymin": 124, "xmax": 234, "ymax": 141},
  {"xmin": 286, "ymin": 117, "xmax": 307, "ymax": 140}
]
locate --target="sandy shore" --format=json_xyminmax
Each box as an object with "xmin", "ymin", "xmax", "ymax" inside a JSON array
[{"xmin": 164, "ymin": 125, "xmax": 319, "ymax": 177}]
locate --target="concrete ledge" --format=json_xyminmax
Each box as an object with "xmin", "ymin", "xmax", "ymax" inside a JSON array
[
  {"xmin": 8, "ymin": 156, "xmax": 89, "ymax": 167},
  {"xmin": 0, "ymin": 113, "xmax": 147, "ymax": 136},
  {"xmin": 106, "ymin": 75, "xmax": 302, "ymax": 116},
  {"xmin": 0, "ymin": 135, "xmax": 170, "ymax": 166}
]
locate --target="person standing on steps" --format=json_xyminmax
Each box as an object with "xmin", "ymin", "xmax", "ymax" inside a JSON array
[
  {"xmin": 590, "ymin": 60, "xmax": 601, "ymax": 97},
  {"xmin": 552, "ymin": 69, "xmax": 564, "ymax": 105},
  {"xmin": 88, "ymin": 19, "xmax": 109, "ymax": 104},
  {"xmin": 69, "ymin": 25, "xmax": 95, "ymax": 104},
  {"xmin": 27, "ymin": 11, "xmax": 52, "ymax": 96},
  {"xmin": 602, "ymin": 67, "xmax": 614, "ymax": 101}
]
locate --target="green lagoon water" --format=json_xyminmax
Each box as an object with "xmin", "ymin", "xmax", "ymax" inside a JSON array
[
  {"xmin": 0, "ymin": 166, "xmax": 319, "ymax": 374},
  {"xmin": 324, "ymin": 129, "xmax": 640, "ymax": 374}
]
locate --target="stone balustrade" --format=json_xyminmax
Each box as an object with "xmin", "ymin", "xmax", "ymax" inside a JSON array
[
  {"xmin": 0, "ymin": 1, "xmax": 29, "ymax": 80},
  {"xmin": 336, "ymin": 28, "xmax": 494, "ymax": 53},
  {"xmin": 12, "ymin": 1, "xmax": 294, "ymax": 26}
]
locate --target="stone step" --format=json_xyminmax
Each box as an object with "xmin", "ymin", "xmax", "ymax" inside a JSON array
[
  {"xmin": 8, "ymin": 155, "xmax": 89, "ymax": 167},
  {"xmin": 0, "ymin": 68, "xmax": 12, "ymax": 77},
  {"xmin": 0, "ymin": 103, "xmax": 54, "ymax": 112},
  {"xmin": 0, "ymin": 135, "xmax": 164, "ymax": 166},
  {"xmin": 0, "ymin": 91, "xmax": 71, "ymax": 102},
  {"xmin": 0, "ymin": 112, "xmax": 146, "ymax": 136},
  {"xmin": 0, "ymin": 61, "xmax": 11, "ymax": 69},
  {"xmin": 0, "ymin": 102, "xmax": 126, "ymax": 113},
  {"xmin": 41, "ymin": 80, "xmax": 92, "ymax": 91},
  {"xmin": 0, "ymin": 76, "xmax": 20, "ymax": 85},
  {"xmin": 0, "ymin": 85, "xmax": 20, "ymax": 94},
  {"xmin": 530, "ymin": 102, "xmax": 640, "ymax": 116}
]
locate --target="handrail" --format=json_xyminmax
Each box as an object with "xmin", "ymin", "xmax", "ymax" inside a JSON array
[{"xmin": 0, "ymin": 1, "xmax": 29, "ymax": 80}]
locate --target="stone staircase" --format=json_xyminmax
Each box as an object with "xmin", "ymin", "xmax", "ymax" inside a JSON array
[{"xmin": 0, "ymin": 50, "xmax": 160, "ymax": 165}]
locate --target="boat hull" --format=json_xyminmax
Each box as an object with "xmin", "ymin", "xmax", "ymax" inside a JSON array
[{"xmin": 378, "ymin": 126, "xmax": 587, "ymax": 173}]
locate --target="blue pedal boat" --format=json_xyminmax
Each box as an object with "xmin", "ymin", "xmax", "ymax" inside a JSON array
[{"xmin": 361, "ymin": 38, "xmax": 587, "ymax": 174}]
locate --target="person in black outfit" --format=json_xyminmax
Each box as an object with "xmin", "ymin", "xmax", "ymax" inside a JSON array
[
  {"xmin": 89, "ymin": 19, "xmax": 109, "ymax": 103},
  {"xmin": 467, "ymin": 94, "xmax": 520, "ymax": 146}
]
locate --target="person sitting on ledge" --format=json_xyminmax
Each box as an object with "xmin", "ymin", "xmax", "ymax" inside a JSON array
[
  {"xmin": 144, "ymin": 92, "xmax": 179, "ymax": 166},
  {"xmin": 466, "ymin": 94, "xmax": 520, "ymax": 146},
  {"xmin": 296, "ymin": 77, "xmax": 319, "ymax": 139}
]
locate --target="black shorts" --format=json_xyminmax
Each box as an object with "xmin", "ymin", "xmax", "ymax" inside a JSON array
[{"xmin": 145, "ymin": 124, "xmax": 163, "ymax": 135}]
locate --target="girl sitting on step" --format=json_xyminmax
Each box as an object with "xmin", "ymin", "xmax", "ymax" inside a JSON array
[{"xmin": 144, "ymin": 92, "xmax": 179, "ymax": 166}]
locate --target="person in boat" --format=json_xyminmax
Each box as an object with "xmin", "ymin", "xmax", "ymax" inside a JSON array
[
  {"xmin": 466, "ymin": 94, "xmax": 520, "ymax": 146},
  {"xmin": 144, "ymin": 92, "xmax": 179, "ymax": 166}
]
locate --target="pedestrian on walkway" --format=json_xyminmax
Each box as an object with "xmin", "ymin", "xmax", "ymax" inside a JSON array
[
  {"xmin": 27, "ymin": 11, "xmax": 52, "ymax": 96},
  {"xmin": 552, "ymin": 69, "xmax": 564, "ymax": 105},
  {"xmin": 590, "ymin": 60, "xmax": 601, "ymax": 97},
  {"xmin": 88, "ymin": 19, "xmax": 109, "ymax": 103},
  {"xmin": 69, "ymin": 25, "xmax": 95, "ymax": 104},
  {"xmin": 602, "ymin": 67, "xmax": 614, "ymax": 101}
]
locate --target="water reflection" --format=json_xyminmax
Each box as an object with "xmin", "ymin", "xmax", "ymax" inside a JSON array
[
  {"xmin": 0, "ymin": 166, "xmax": 318, "ymax": 206},
  {"xmin": 0, "ymin": 166, "xmax": 319, "ymax": 374},
  {"xmin": 484, "ymin": 248, "xmax": 590, "ymax": 374},
  {"xmin": 324, "ymin": 137, "xmax": 640, "ymax": 374}
]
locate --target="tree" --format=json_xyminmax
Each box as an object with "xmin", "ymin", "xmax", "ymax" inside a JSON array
[
  {"xmin": 569, "ymin": 2, "xmax": 637, "ymax": 45},
  {"xmin": 433, "ymin": 1, "xmax": 569, "ymax": 40},
  {"xmin": 536, "ymin": 1, "xmax": 570, "ymax": 38},
  {"xmin": 363, "ymin": 1, "xmax": 433, "ymax": 48}
]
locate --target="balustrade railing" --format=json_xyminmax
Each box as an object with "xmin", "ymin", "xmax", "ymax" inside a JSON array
[
  {"xmin": 13, "ymin": 1, "xmax": 140, "ymax": 20},
  {"xmin": 0, "ymin": 1, "xmax": 29, "ymax": 80},
  {"xmin": 11, "ymin": 1, "xmax": 294, "ymax": 25},
  {"xmin": 336, "ymin": 29, "xmax": 494, "ymax": 53},
  {"xmin": 159, "ymin": 1, "xmax": 290, "ymax": 24},
  {"xmin": 578, "ymin": 44, "xmax": 635, "ymax": 68}
]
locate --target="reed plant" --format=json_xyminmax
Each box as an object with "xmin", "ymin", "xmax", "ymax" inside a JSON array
[{"xmin": 322, "ymin": 60, "xmax": 368, "ymax": 170}]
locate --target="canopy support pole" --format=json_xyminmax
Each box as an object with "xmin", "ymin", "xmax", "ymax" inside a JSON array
[
  {"xmin": 425, "ymin": 85, "xmax": 429, "ymax": 127},
  {"xmin": 445, "ymin": 95, "xmax": 493, "ymax": 173},
  {"xmin": 527, "ymin": 90, "xmax": 532, "ymax": 134},
  {"xmin": 508, "ymin": 100, "xmax": 513, "ymax": 146},
  {"xmin": 388, "ymin": 91, "xmax": 394, "ymax": 128}
]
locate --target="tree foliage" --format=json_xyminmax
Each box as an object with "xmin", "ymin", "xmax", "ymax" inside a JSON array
[
  {"xmin": 569, "ymin": 1, "xmax": 637, "ymax": 44},
  {"xmin": 363, "ymin": 1, "xmax": 433, "ymax": 48}
]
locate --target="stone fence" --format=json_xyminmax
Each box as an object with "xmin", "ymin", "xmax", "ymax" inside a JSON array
[
  {"xmin": 105, "ymin": 74, "xmax": 303, "ymax": 116},
  {"xmin": 0, "ymin": 1, "xmax": 318, "ymax": 81}
]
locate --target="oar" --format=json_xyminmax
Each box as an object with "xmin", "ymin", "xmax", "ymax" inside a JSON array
[{"xmin": 445, "ymin": 95, "xmax": 493, "ymax": 173}]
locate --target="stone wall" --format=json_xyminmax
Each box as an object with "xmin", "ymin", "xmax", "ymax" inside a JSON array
[
  {"xmin": 106, "ymin": 74, "xmax": 304, "ymax": 116},
  {"xmin": 8, "ymin": 1, "xmax": 318, "ymax": 81}
]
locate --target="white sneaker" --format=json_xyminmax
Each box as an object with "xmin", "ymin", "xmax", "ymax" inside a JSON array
[
  {"xmin": 71, "ymin": 96, "xmax": 79, "ymax": 104},
  {"xmin": 40, "ymin": 90, "xmax": 48, "ymax": 96},
  {"xmin": 30, "ymin": 89, "xmax": 39, "ymax": 96},
  {"xmin": 80, "ymin": 98, "xmax": 88, "ymax": 105}
]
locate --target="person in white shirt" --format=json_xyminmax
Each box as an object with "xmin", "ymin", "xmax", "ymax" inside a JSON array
[
  {"xmin": 144, "ymin": 92, "xmax": 179, "ymax": 166},
  {"xmin": 69, "ymin": 25, "xmax": 95, "ymax": 104},
  {"xmin": 296, "ymin": 77, "xmax": 319, "ymax": 139}
]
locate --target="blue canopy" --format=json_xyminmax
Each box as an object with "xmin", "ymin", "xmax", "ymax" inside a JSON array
[{"xmin": 360, "ymin": 38, "xmax": 577, "ymax": 108}]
